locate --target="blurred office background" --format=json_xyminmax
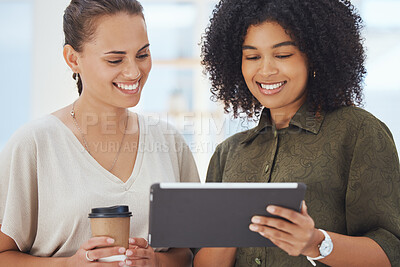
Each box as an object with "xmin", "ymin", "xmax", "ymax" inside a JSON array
[{"xmin": 0, "ymin": 0, "xmax": 399, "ymax": 180}]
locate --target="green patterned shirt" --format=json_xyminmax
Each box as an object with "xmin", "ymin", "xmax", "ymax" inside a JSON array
[{"xmin": 205, "ymin": 103, "xmax": 400, "ymax": 267}]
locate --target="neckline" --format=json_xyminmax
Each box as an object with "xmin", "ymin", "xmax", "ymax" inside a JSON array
[{"xmin": 49, "ymin": 113, "xmax": 144, "ymax": 188}]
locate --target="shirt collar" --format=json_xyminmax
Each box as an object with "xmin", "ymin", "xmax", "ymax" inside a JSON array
[{"xmin": 241, "ymin": 102, "xmax": 325, "ymax": 144}]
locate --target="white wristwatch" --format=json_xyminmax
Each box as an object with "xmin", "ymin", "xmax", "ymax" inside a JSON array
[{"xmin": 306, "ymin": 229, "xmax": 333, "ymax": 266}]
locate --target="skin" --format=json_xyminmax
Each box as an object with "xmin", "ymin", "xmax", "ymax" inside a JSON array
[
  {"xmin": 0, "ymin": 13, "xmax": 192, "ymax": 267},
  {"xmin": 194, "ymin": 21, "xmax": 391, "ymax": 267},
  {"xmin": 241, "ymin": 21, "xmax": 308, "ymax": 129}
]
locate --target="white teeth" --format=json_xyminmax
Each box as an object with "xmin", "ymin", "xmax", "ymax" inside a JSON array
[
  {"xmin": 116, "ymin": 82, "xmax": 139, "ymax": 90},
  {"xmin": 260, "ymin": 81, "xmax": 285, "ymax": 90}
]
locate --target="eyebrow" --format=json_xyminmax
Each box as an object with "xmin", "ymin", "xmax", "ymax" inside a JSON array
[
  {"xmin": 104, "ymin": 43, "xmax": 150, "ymax": 55},
  {"xmin": 242, "ymin": 41, "xmax": 296, "ymax": 50}
]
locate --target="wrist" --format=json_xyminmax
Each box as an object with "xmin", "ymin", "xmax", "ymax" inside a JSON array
[{"xmin": 303, "ymin": 228, "xmax": 324, "ymax": 257}]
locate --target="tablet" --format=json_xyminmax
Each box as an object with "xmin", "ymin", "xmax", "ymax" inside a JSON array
[{"xmin": 148, "ymin": 182, "xmax": 306, "ymax": 248}]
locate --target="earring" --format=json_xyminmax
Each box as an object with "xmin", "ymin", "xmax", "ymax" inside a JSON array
[
  {"xmin": 313, "ymin": 71, "xmax": 316, "ymax": 78},
  {"xmin": 74, "ymin": 73, "xmax": 79, "ymax": 81}
]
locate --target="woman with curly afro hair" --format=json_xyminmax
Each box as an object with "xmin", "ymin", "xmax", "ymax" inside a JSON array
[{"xmin": 193, "ymin": 0, "xmax": 400, "ymax": 266}]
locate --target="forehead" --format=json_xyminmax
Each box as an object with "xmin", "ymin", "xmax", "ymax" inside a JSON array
[
  {"xmin": 244, "ymin": 21, "xmax": 293, "ymax": 45},
  {"xmin": 84, "ymin": 13, "xmax": 148, "ymax": 51}
]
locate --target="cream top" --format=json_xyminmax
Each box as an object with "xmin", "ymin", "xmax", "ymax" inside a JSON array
[{"xmin": 0, "ymin": 113, "xmax": 199, "ymax": 257}]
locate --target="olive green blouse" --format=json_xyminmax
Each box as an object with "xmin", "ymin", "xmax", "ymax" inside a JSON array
[{"xmin": 205, "ymin": 103, "xmax": 400, "ymax": 267}]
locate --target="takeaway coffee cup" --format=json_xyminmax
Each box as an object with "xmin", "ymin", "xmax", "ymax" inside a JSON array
[{"xmin": 89, "ymin": 205, "xmax": 132, "ymax": 262}]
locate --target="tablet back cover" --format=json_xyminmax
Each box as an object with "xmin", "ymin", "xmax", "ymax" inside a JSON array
[{"xmin": 148, "ymin": 183, "xmax": 306, "ymax": 248}]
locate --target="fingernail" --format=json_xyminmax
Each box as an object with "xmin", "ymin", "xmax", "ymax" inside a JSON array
[
  {"xmin": 119, "ymin": 247, "xmax": 126, "ymax": 253},
  {"xmin": 249, "ymin": 224, "xmax": 258, "ymax": 231},
  {"xmin": 126, "ymin": 250, "xmax": 133, "ymax": 256},
  {"xmin": 129, "ymin": 238, "xmax": 135, "ymax": 244},
  {"xmin": 119, "ymin": 262, "xmax": 125, "ymax": 267},
  {"xmin": 107, "ymin": 238, "xmax": 115, "ymax": 244},
  {"xmin": 267, "ymin": 206, "xmax": 275, "ymax": 213},
  {"xmin": 251, "ymin": 217, "xmax": 261, "ymax": 223},
  {"xmin": 126, "ymin": 260, "xmax": 132, "ymax": 265}
]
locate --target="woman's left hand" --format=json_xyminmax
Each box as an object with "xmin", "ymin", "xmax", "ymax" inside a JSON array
[
  {"xmin": 249, "ymin": 201, "xmax": 321, "ymax": 257},
  {"xmin": 123, "ymin": 238, "xmax": 158, "ymax": 267}
]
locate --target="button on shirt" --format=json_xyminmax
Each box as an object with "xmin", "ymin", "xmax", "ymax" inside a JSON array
[{"xmin": 206, "ymin": 103, "xmax": 400, "ymax": 267}]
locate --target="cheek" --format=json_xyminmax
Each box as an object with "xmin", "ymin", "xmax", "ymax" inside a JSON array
[
  {"xmin": 140, "ymin": 58, "xmax": 152, "ymax": 74},
  {"xmin": 241, "ymin": 61, "xmax": 253, "ymax": 84}
]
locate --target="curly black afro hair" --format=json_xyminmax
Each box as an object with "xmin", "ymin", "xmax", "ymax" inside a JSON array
[{"xmin": 201, "ymin": 0, "xmax": 366, "ymax": 118}]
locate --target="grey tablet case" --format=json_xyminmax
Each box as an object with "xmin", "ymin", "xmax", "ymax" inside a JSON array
[{"xmin": 148, "ymin": 182, "xmax": 306, "ymax": 248}]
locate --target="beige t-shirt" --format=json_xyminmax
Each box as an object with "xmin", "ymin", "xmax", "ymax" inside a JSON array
[{"xmin": 0, "ymin": 114, "xmax": 199, "ymax": 257}]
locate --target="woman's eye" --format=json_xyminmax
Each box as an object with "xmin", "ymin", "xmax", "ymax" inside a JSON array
[
  {"xmin": 245, "ymin": 56, "xmax": 260, "ymax": 60},
  {"xmin": 276, "ymin": 54, "xmax": 293, "ymax": 59},
  {"xmin": 107, "ymin": 60, "xmax": 122, "ymax": 64},
  {"xmin": 137, "ymin": 54, "xmax": 150, "ymax": 59}
]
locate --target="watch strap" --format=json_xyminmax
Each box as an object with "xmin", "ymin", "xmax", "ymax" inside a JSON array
[{"xmin": 306, "ymin": 229, "xmax": 332, "ymax": 266}]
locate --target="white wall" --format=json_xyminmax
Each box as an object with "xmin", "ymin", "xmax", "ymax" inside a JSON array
[{"xmin": 32, "ymin": 0, "xmax": 77, "ymax": 119}]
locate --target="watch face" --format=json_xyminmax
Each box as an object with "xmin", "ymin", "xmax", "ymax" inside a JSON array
[{"xmin": 320, "ymin": 239, "xmax": 333, "ymax": 257}]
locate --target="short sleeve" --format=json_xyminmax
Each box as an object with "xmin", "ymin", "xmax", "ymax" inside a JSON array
[
  {"xmin": 345, "ymin": 115, "xmax": 400, "ymax": 265},
  {"xmin": 205, "ymin": 144, "xmax": 224, "ymax": 183},
  {"xmin": 0, "ymin": 127, "xmax": 38, "ymax": 252}
]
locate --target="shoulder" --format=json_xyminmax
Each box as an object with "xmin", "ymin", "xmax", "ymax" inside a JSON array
[
  {"xmin": 3, "ymin": 115, "xmax": 59, "ymax": 150},
  {"xmin": 327, "ymin": 106, "xmax": 393, "ymax": 137},
  {"xmin": 328, "ymin": 106, "xmax": 383, "ymax": 124},
  {"xmin": 0, "ymin": 115, "xmax": 60, "ymax": 167}
]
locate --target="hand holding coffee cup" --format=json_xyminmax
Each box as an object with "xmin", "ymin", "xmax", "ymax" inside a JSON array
[
  {"xmin": 66, "ymin": 236, "xmax": 126, "ymax": 267},
  {"xmin": 88, "ymin": 205, "xmax": 132, "ymax": 263},
  {"xmin": 124, "ymin": 237, "xmax": 157, "ymax": 267}
]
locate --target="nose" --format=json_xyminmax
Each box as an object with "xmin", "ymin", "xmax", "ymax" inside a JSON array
[
  {"xmin": 260, "ymin": 58, "xmax": 278, "ymax": 76},
  {"xmin": 122, "ymin": 59, "xmax": 141, "ymax": 80}
]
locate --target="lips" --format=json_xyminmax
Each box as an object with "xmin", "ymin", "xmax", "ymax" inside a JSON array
[
  {"xmin": 257, "ymin": 81, "xmax": 286, "ymax": 95},
  {"xmin": 113, "ymin": 80, "xmax": 141, "ymax": 95},
  {"xmin": 114, "ymin": 81, "xmax": 139, "ymax": 91}
]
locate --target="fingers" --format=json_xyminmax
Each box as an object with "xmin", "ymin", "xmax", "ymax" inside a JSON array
[
  {"xmin": 301, "ymin": 201, "xmax": 308, "ymax": 215},
  {"xmin": 125, "ymin": 239, "xmax": 155, "ymax": 266},
  {"xmin": 81, "ymin": 236, "xmax": 115, "ymax": 250},
  {"xmin": 251, "ymin": 216, "xmax": 297, "ymax": 234},
  {"xmin": 129, "ymin": 237, "xmax": 149, "ymax": 249},
  {"xmin": 124, "ymin": 258, "xmax": 152, "ymax": 266},
  {"xmin": 85, "ymin": 246, "xmax": 126, "ymax": 262},
  {"xmin": 248, "ymin": 202, "xmax": 317, "ymax": 257},
  {"xmin": 249, "ymin": 223, "xmax": 292, "ymax": 241},
  {"xmin": 266, "ymin": 204, "xmax": 313, "ymax": 227},
  {"xmin": 126, "ymin": 246, "xmax": 152, "ymax": 259}
]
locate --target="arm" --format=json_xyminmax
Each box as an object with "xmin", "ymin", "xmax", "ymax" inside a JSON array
[
  {"xmin": 0, "ymin": 227, "xmax": 66, "ymax": 267},
  {"xmin": 0, "ymin": 225, "xmax": 125, "ymax": 267},
  {"xmin": 155, "ymin": 248, "xmax": 193, "ymax": 267},
  {"xmin": 249, "ymin": 203, "xmax": 391, "ymax": 267},
  {"xmin": 193, "ymin": 248, "xmax": 236, "ymax": 267},
  {"xmin": 250, "ymin": 114, "xmax": 400, "ymax": 266}
]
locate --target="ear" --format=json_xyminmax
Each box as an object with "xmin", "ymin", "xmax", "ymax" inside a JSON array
[{"xmin": 63, "ymin": 44, "xmax": 80, "ymax": 73}]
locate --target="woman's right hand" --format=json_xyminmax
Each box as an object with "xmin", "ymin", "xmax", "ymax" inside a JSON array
[{"xmin": 66, "ymin": 236, "xmax": 126, "ymax": 266}]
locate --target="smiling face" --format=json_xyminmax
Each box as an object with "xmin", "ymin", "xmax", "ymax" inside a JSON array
[
  {"xmin": 72, "ymin": 13, "xmax": 152, "ymax": 108},
  {"xmin": 242, "ymin": 21, "xmax": 309, "ymax": 119}
]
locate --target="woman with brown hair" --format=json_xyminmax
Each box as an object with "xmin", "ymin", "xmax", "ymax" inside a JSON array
[{"xmin": 0, "ymin": 1, "xmax": 199, "ymax": 266}]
